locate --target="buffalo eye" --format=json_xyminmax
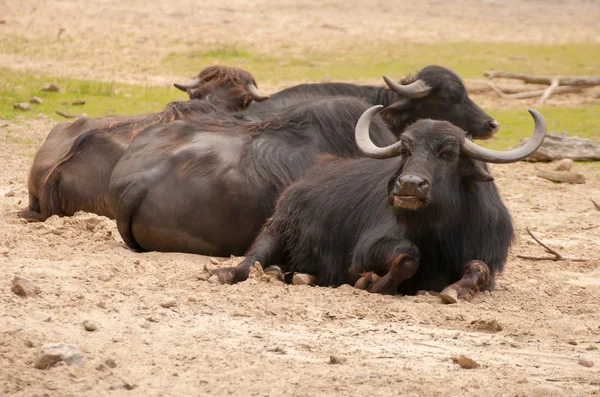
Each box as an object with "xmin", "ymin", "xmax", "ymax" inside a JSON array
[
  {"xmin": 439, "ymin": 151, "xmax": 457, "ymax": 161},
  {"xmin": 399, "ymin": 147, "xmax": 411, "ymax": 157}
]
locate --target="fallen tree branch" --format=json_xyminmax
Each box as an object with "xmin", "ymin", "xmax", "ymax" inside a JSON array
[
  {"xmin": 517, "ymin": 228, "xmax": 588, "ymax": 262},
  {"xmin": 484, "ymin": 71, "xmax": 600, "ymax": 86},
  {"xmin": 486, "ymin": 81, "xmax": 585, "ymax": 100},
  {"xmin": 540, "ymin": 78, "xmax": 560, "ymax": 103},
  {"xmin": 536, "ymin": 170, "xmax": 586, "ymax": 184},
  {"xmin": 55, "ymin": 110, "xmax": 83, "ymax": 119}
]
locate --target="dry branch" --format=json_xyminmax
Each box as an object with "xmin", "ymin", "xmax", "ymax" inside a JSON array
[
  {"xmin": 484, "ymin": 71, "xmax": 600, "ymax": 86},
  {"xmin": 486, "ymin": 82, "xmax": 584, "ymax": 100},
  {"xmin": 536, "ymin": 170, "xmax": 585, "ymax": 184},
  {"xmin": 55, "ymin": 110, "xmax": 82, "ymax": 119},
  {"xmin": 540, "ymin": 78, "xmax": 559, "ymax": 103},
  {"xmin": 517, "ymin": 228, "xmax": 587, "ymax": 262}
]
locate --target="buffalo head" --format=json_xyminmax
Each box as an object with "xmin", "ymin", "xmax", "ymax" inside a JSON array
[
  {"xmin": 174, "ymin": 65, "xmax": 269, "ymax": 111},
  {"xmin": 355, "ymin": 105, "xmax": 546, "ymax": 212},
  {"xmin": 381, "ymin": 65, "xmax": 499, "ymax": 140}
]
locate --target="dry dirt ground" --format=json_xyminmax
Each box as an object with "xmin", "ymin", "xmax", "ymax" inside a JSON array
[{"xmin": 2, "ymin": 1, "xmax": 600, "ymax": 396}]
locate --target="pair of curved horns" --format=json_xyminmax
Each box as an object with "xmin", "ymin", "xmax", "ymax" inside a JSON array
[
  {"xmin": 173, "ymin": 79, "xmax": 270, "ymax": 102},
  {"xmin": 383, "ymin": 76, "xmax": 433, "ymax": 99},
  {"xmin": 355, "ymin": 105, "xmax": 546, "ymax": 163}
]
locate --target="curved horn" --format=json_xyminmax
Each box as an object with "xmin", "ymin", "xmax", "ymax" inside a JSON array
[
  {"xmin": 246, "ymin": 83, "xmax": 270, "ymax": 102},
  {"xmin": 173, "ymin": 77, "xmax": 201, "ymax": 93},
  {"xmin": 383, "ymin": 76, "xmax": 433, "ymax": 99},
  {"xmin": 462, "ymin": 109, "xmax": 546, "ymax": 164},
  {"xmin": 355, "ymin": 105, "xmax": 404, "ymax": 159}
]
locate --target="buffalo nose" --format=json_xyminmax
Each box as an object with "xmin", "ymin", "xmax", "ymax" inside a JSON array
[
  {"xmin": 489, "ymin": 119, "xmax": 500, "ymax": 132},
  {"xmin": 395, "ymin": 174, "xmax": 431, "ymax": 197}
]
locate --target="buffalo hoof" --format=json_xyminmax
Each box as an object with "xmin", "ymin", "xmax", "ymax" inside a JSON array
[
  {"xmin": 439, "ymin": 288, "xmax": 459, "ymax": 304},
  {"xmin": 439, "ymin": 260, "xmax": 491, "ymax": 304},
  {"xmin": 354, "ymin": 272, "xmax": 380, "ymax": 290},
  {"xmin": 210, "ymin": 267, "xmax": 237, "ymax": 285}
]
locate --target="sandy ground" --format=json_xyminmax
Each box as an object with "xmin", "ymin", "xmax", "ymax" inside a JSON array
[{"xmin": 2, "ymin": 1, "xmax": 600, "ymax": 396}]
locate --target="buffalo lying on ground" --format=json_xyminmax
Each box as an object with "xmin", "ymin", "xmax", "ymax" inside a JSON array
[
  {"xmin": 19, "ymin": 66, "xmax": 268, "ymax": 222},
  {"xmin": 213, "ymin": 107, "xmax": 546, "ymax": 303},
  {"xmin": 108, "ymin": 97, "xmax": 397, "ymax": 255},
  {"xmin": 248, "ymin": 65, "xmax": 499, "ymax": 140}
]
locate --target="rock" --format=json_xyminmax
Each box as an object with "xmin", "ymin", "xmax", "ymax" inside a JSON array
[
  {"xmin": 518, "ymin": 132, "xmax": 600, "ymax": 162},
  {"xmin": 30, "ymin": 96, "xmax": 44, "ymax": 104},
  {"xmin": 578, "ymin": 358, "xmax": 594, "ymax": 367},
  {"xmin": 160, "ymin": 297, "xmax": 177, "ymax": 308},
  {"xmin": 4, "ymin": 190, "xmax": 16, "ymax": 197},
  {"xmin": 36, "ymin": 113, "xmax": 47, "ymax": 120},
  {"xmin": 72, "ymin": 100, "xmax": 86, "ymax": 105},
  {"xmin": 11, "ymin": 276, "xmax": 40, "ymax": 297},
  {"xmin": 82, "ymin": 320, "xmax": 98, "ymax": 332},
  {"xmin": 567, "ymin": 339, "xmax": 578, "ymax": 346},
  {"xmin": 105, "ymin": 358, "xmax": 117, "ymax": 368},
  {"xmin": 188, "ymin": 295, "xmax": 199, "ymax": 303},
  {"xmin": 34, "ymin": 343, "xmax": 83, "ymax": 369},
  {"xmin": 553, "ymin": 159, "xmax": 573, "ymax": 171},
  {"xmin": 537, "ymin": 170, "xmax": 585, "ymax": 184},
  {"xmin": 41, "ymin": 83, "xmax": 60, "ymax": 92},
  {"xmin": 97, "ymin": 272, "xmax": 112, "ymax": 282},
  {"xmin": 451, "ymin": 355, "xmax": 480, "ymax": 369},
  {"xmin": 292, "ymin": 273, "xmax": 316, "ymax": 286},
  {"xmin": 13, "ymin": 102, "xmax": 31, "ymax": 111},
  {"xmin": 329, "ymin": 355, "xmax": 347, "ymax": 364}
]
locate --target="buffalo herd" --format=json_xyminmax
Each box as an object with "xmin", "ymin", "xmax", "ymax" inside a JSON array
[{"xmin": 20, "ymin": 65, "xmax": 547, "ymax": 303}]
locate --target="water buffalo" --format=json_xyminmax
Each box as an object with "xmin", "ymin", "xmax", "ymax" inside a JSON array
[
  {"xmin": 108, "ymin": 97, "xmax": 397, "ymax": 255},
  {"xmin": 248, "ymin": 65, "xmax": 499, "ymax": 140},
  {"xmin": 19, "ymin": 66, "xmax": 268, "ymax": 222},
  {"xmin": 213, "ymin": 107, "xmax": 546, "ymax": 303}
]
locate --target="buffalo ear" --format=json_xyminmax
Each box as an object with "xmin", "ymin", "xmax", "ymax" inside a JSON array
[{"xmin": 460, "ymin": 157, "xmax": 494, "ymax": 183}]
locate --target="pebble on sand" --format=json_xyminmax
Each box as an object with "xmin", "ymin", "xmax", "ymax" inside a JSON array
[
  {"xmin": 452, "ymin": 355, "xmax": 480, "ymax": 369},
  {"xmin": 160, "ymin": 297, "xmax": 177, "ymax": 308},
  {"xmin": 11, "ymin": 276, "xmax": 40, "ymax": 297},
  {"xmin": 30, "ymin": 96, "xmax": 44, "ymax": 104},
  {"xmin": 34, "ymin": 343, "xmax": 83, "ymax": 369},
  {"xmin": 41, "ymin": 83, "xmax": 60, "ymax": 92},
  {"xmin": 13, "ymin": 103, "xmax": 31, "ymax": 111}
]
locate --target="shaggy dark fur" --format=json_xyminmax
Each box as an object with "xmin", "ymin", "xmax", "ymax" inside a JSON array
[
  {"xmin": 108, "ymin": 97, "xmax": 398, "ymax": 256},
  {"xmin": 232, "ymin": 119, "xmax": 513, "ymax": 293}
]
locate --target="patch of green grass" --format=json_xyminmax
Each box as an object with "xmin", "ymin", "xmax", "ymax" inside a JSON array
[
  {"xmin": 163, "ymin": 42, "xmax": 600, "ymax": 83},
  {"xmin": 0, "ymin": 68, "xmax": 184, "ymax": 120},
  {"xmin": 481, "ymin": 106, "xmax": 600, "ymax": 150}
]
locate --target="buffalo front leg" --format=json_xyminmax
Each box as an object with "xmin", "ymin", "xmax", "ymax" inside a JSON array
[
  {"xmin": 439, "ymin": 260, "xmax": 491, "ymax": 304},
  {"xmin": 211, "ymin": 229, "xmax": 284, "ymax": 285},
  {"xmin": 353, "ymin": 254, "xmax": 419, "ymax": 294}
]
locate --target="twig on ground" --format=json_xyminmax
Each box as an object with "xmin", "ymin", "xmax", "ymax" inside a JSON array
[
  {"xmin": 592, "ymin": 199, "xmax": 600, "ymax": 211},
  {"xmin": 516, "ymin": 228, "xmax": 588, "ymax": 262},
  {"xmin": 484, "ymin": 71, "xmax": 600, "ymax": 86},
  {"xmin": 486, "ymin": 81, "xmax": 585, "ymax": 100},
  {"xmin": 55, "ymin": 110, "xmax": 82, "ymax": 119}
]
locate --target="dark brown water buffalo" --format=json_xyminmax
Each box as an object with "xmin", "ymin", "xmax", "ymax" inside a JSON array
[
  {"xmin": 19, "ymin": 66, "xmax": 269, "ymax": 222},
  {"xmin": 213, "ymin": 107, "xmax": 546, "ymax": 304},
  {"xmin": 108, "ymin": 97, "xmax": 397, "ymax": 255},
  {"xmin": 248, "ymin": 65, "xmax": 499, "ymax": 140}
]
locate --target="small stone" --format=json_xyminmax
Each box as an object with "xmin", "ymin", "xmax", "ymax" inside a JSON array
[
  {"xmin": 105, "ymin": 358, "xmax": 117, "ymax": 368},
  {"xmin": 72, "ymin": 100, "xmax": 86, "ymax": 106},
  {"xmin": 24, "ymin": 340, "xmax": 34, "ymax": 348},
  {"xmin": 567, "ymin": 339, "xmax": 578, "ymax": 346},
  {"xmin": 329, "ymin": 355, "xmax": 347, "ymax": 364},
  {"xmin": 5, "ymin": 190, "xmax": 16, "ymax": 197},
  {"xmin": 451, "ymin": 355, "xmax": 480, "ymax": 369},
  {"xmin": 97, "ymin": 272, "xmax": 112, "ymax": 282},
  {"xmin": 13, "ymin": 102, "xmax": 31, "ymax": 111},
  {"xmin": 140, "ymin": 320, "xmax": 151, "ymax": 329},
  {"xmin": 188, "ymin": 295, "xmax": 199, "ymax": 303},
  {"xmin": 82, "ymin": 320, "xmax": 98, "ymax": 332},
  {"xmin": 554, "ymin": 159, "xmax": 573, "ymax": 171},
  {"xmin": 34, "ymin": 343, "xmax": 83, "ymax": 369},
  {"xmin": 30, "ymin": 96, "xmax": 43, "ymax": 104},
  {"xmin": 160, "ymin": 297, "xmax": 177, "ymax": 308},
  {"xmin": 578, "ymin": 358, "xmax": 594, "ymax": 368},
  {"xmin": 41, "ymin": 83, "xmax": 60, "ymax": 92},
  {"xmin": 292, "ymin": 273, "xmax": 316, "ymax": 286},
  {"xmin": 36, "ymin": 113, "xmax": 47, "ymax": 120},
  {"xmin": 11, "ymin": 276, "xmax": 40, "ymax": 297}
]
